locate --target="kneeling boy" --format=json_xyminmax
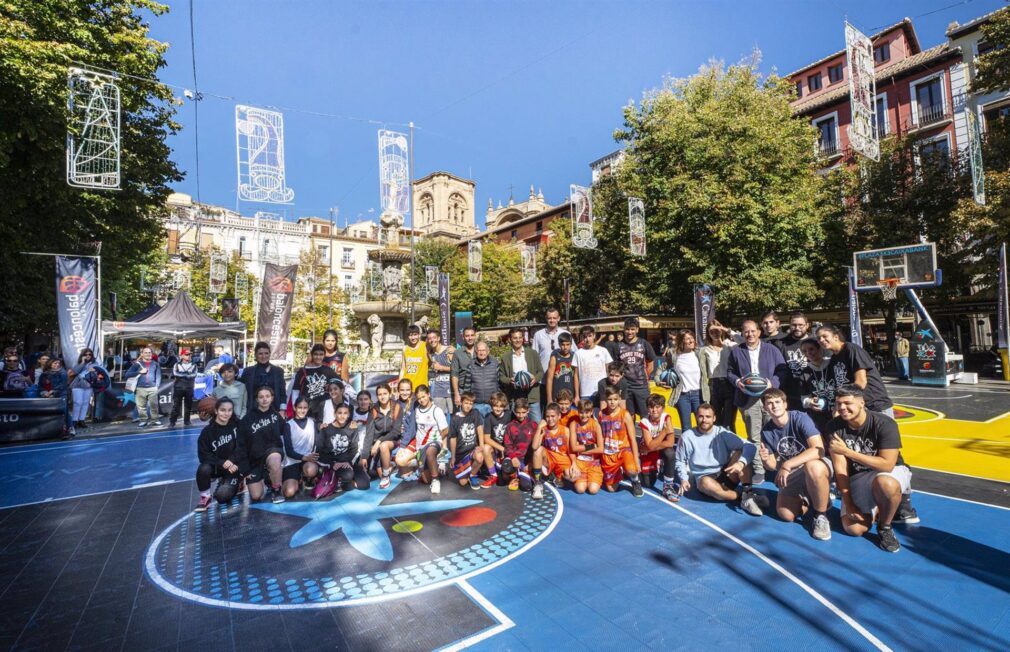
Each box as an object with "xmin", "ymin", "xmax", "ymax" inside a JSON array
[{"xmin": 448, "ymin": 392, "xmax": 486, "ymax": 489}]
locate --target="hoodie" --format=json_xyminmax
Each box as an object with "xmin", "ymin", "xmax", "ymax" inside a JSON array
[
  {"xmin": 240, "ymin": 406, "xmax": 285, "ymax": 464},
  {"xmin": 198, "ymin": 419, "xmax": 245, "ymax": 469},
  {"xmin": 317, "ymin": 419, "xmax": 362, "ymax": 466}
]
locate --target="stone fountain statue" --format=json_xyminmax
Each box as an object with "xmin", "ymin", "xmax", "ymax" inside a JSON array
[{"xmin": 367, "ymin": 314, "xmax": 384, "ymax": 358}]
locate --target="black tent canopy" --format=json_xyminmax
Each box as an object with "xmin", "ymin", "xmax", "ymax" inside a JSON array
[{"xmin": 102, "ymin": 291, "xmax": 246, "ymax": 340}]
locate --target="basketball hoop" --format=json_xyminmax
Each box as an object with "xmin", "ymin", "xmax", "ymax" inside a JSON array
[{"xmin": 878, "ymin": 278, "xmax": 900, "ymax": 301}]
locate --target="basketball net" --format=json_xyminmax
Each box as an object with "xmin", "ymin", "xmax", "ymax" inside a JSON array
[{"xmin": 878, "ymin": 278, "xmax": 900, "ymax": 302}]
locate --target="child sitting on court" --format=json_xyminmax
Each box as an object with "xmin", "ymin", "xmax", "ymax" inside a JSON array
[
  {"xmin": 394, "ymin": 384, "xmax": 448, "ymax": 494},
  {"xmin": 502, "ymin": 398, "xmax": 536, "ymax": 491},
  {"xmin": 195, "ymin": 397, "xmax": 245, "ymax": 511},
  {"xmin": 448, "ymin": 392, "xmax": 486, "ymax": 489},
  {"xmin": 480, "ymin": 391, "xmax": 511, "ymax": 488},
  {"xmin": 531, "ymin": 402, "xmax": 573, "ymax": 499},
  {"xmin": 599, "ymin": 385, "xmax": 643, "ymax": 497},
  {"xmin": 569, "ymin": 399, "xmax": 603, "ymax": 495},
  {"xmin": 638, "ymin": 393, "xmax": 679, "ymax": 500}
]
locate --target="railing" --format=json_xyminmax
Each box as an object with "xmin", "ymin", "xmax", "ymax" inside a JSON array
[
  {"xmin": 916, "ymin": 103, "xmax": 949, "ymax": 127},
  {"xmin": 818, "ymin": 140, "xmax": 840, "ymax": 157}
]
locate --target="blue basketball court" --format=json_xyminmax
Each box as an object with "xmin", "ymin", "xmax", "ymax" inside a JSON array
[{"xmin": 0, "ymin": 416, "xmax": 1008, "ymax": 651}]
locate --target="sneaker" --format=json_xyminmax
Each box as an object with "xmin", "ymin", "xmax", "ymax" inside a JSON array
[
  {"xmin": 151, "ymin": 420, "xmax": 162, "ymax": 426},
  {"xmin": 481, "ymin": 475, "xmax": 498, "ymax": 489},
  {"xmin": 894, "ymin": 494, "xmax": 920, "ymax": 524},
  {"xmin": 194, "ymin": 495, "xmax": 212, "ymax": 512},
  {"xmin": 811, "ymin": 514, "xmax": 832, "ymax": 541},
  {"xmin": 430, "ymin": 478, "xmax": 441, "ymax": 495},
  {"xmin": 169, "ymin": 421, "xmax": 177, "ymax": 428},
  {"xmin": 469, "ymin": 476, "xmax": 483, "ymax": 490},
  {"xmin": 631, "ymin": 480, "xmax": 644, "ymax": 498},
  {"xmin": 662, "ymin": 482, "xmax": 681, "ymax": 503},
  {"xmin": 740, "ymin": 491, "xmax": 763, "ymax": 516},
  {"xmin": 547, "ymin": 474, "xmax": 562, "ymax": 488},
  {"xmin": 271, "ymin": 489, "xmax": 285, "ymax": 504},
  {"xmin": 752, "ymin": 471, "xmax": 765, "ymax": 485},
  {"xmin": 877, "ymin": 525, "xmax": 901, "ymax": 553},
  {"xmin": 379, "ymin": 474, "xmax": 391, "ymax": 490},
  {"xmin": 137, "ymin": 421, "xmax": 148, "ymax": 427},
  {"xmin": 532, "ymin": 483, "xmax": 544, "ymax": 500},
  {"xmin": 402, "ymin": 471, "xmax": 419, "ymax": 482},
  {"xmin": 508, "ymin": 478, "xmax": 520, "ymax": 491}
]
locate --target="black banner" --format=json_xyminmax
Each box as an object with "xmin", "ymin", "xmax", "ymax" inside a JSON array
[
  {"xmin": 0, "ymin": 398, "xmax": 66, "ymax": 442},
  {"xmin": 999, "ymin": 242, "xmax": 1008, "ymax": 350},
  {"xmin": 256, "ymin": 263, "xmax": 297, "ymax": 358},
  {"xmin": 847, "ymin": 267, "xmax": 863, "ymax": 347},
  {"xmin": 455, "ymin": 311, "xmax": 473, "ymax": 347},
  {"xmin": 693, "ymin": 284, "xmax": 715, "ymax": 344},
  {"xmin": 439, "ymin": 273, "xmax": 450, "ymax": 345},
  {"xmin": 55, "ymin": 256, "xmax": 98, "ymax": 364}
]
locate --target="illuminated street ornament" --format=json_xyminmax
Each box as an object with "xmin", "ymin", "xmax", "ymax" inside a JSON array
[
  {"xmin": 845, "ymin": 23, "xmax": 879, "ymax": 162},
  {"xmin": 425, "ymin": 265, "xmax": 439, "ymax": 299},
  {"xmin": 173, "ymin": 269, "xmax": 191, "ymax": 291},
  {"xmin": 570, "ymin": 185, "xmax": 597, "ymax": 249},
  {"xmin": 209, "ymin": 252, "xmax": 228, "ymax": 295},
  {"xmin": 967, "ymin": 110, "xmax": 985, "ymax": 205},
  {"xmin": 628, "ymin": 197, "xmax": 646, "ymax": 257},
  {"xmin": 235, "ymin": 273, "xmax": 249, "ymax": 305},
  {"xmin": 66, "ymin": 67, "xmax": 121, "ymax": 190},
  {"xmin": 369, "ymin": 260, "xmax": 384, "ymax": 298},
  {"xmin": 521, "ymin": 244, "xmax": 537, "ymax": 285},
  {"xmin": 236, "ymin": 105, "xmax": 295, "ymax": 204},
  {"xmin": 468, "ymin": 240, "xmax": 483, "ymax": 282},
  {"xmin": 378, "ymin": 129, "xmax": 410, "ymax": 215}
]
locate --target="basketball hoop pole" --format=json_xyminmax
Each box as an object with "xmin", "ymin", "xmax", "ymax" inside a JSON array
[{"xmin": 20, "ymin": 250, "xmax": 103, "ymax": 357}]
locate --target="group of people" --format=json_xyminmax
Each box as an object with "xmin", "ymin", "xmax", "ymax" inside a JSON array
[{"xmin": 193, "ymin": 307, "xmax": 917, "ymax": 553}]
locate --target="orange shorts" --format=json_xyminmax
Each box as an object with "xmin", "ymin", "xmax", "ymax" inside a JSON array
[
  {"xmin": 574, "ymin": 458, "xmax": 603, "ymax": 485},
  {"xmin": 542, "ymin": 448, "xmax": 572, "ymax": 478},
  {"xmin": 602, "ymin": 449, "xmax": 638, "ymax": 486}
]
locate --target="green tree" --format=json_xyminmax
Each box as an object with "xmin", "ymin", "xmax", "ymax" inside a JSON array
[
  {"xmin": 445, "ymin": 239, "xmax": 528, "ymax": 329},
  {"xmin": 0, "ymin": 0, "xmax": 182, "ymax": 342},
  {"xmin": 602, "ymin": 57, "xmax": 827, "ymax": 315},
  {"xmin": 290, "ymin": 246, "xmax": 346, "ymax": 346},
  {"xmin": 971, "ymin": 4, "xmax": 1010, "ymax": 95}
]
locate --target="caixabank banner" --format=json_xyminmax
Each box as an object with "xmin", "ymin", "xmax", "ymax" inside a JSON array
[
  {"xmin": 256, "ymin": 263, "xmax": 297, "ymax": 358},
  {"xmin": 55, "ymin": 256, "xmax": 98, "ymax": 364}
]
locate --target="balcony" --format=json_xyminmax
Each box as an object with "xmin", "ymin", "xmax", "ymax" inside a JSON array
[
  {"xmin": 907, "ymin": 104, "xmax": 952, "ymax": 133},
  {"xmin": 340, "ymin": 259, "xmax": 355, "ymax": 270},
  {"xmin": 817, "ymin": 140, "xmax": 840, "ymax": 159}
]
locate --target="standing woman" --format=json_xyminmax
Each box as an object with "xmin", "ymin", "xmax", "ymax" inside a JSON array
[
  {"xmin": 701, "ymin": 320, "xmax": 737, "ymax": 429},
  {"xmin": 321, "ymin": 329, "xmax": 351, "ymax": 384},
  {"xmin": 32, "ymin": 352, "xmax": 51, "ymax": 385},
  {"xmin": 69, "ymin": 348, "xmax": 98, "ymax": 431},
  {"xmin": 40, "ymin": 357, "xmax": 72, "ymax": 438},
  {"xmin": 665, "ymin": 330, "xmax": 709, "ymax": 432},
  {"xmin": 281, "ymin": 396, "xmax": 320, "ymax": 498}
]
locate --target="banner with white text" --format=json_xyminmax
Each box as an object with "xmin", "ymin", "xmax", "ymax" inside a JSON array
[
  {"xmin": 256, "ymin": 263, "xmax": 297, "ymax": 358},
  {"xmin": 55, "ymin": 256, "xmax": 99, "ymax": 364}
]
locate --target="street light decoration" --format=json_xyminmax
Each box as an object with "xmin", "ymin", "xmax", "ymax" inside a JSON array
[
  {"xmin": 468, "ymin": 240, "xmax": 483, "ymax": 282},
  {"xmin": 378, "ymin": 129, "xmax": 410, "ymax": 215},
  {"xmin": 236, "ymin": 105, "xmax": 295, "ymax": 204},
  {"xmin": 571, "ymin": 185, "xmax": 597, "ymax": 249},
  {"xmin": 628, "ymin": 197, "xmax": 646, "ymax": 257},
  {"xmin": 67, "ymin": 67, "xmax": 121, "ymax": 190},
  {"xmin": 521, "ymin": 244, "xmax": 538, "ymax": 285},
  {"xmin": 845, "ymin": 23, "xmax": 879, "ymax": 162}
]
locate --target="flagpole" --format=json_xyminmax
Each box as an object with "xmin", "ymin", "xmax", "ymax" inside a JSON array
[{"xmin": 408, "ymin": 121, "xmax": 416, "ymax": 325}]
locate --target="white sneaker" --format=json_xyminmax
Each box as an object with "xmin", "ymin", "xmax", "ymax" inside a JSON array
[
  {"xmin": 151, "ymin": 420, "xmax": 162, "ymax": 426},
  {"xmin": 532, "ymin": 483, "xmax": 544, "ymax": 500},
  {"xmin": 430, "ymin": 478, "xmax": 441, "ymax": 495},
  {"xmin": 811, "ymin": 514, "xmax": 832, "ymax": 541},
  {"xmin": 740, "ymin": 491, "xmax": 763, "ymax": 516}
]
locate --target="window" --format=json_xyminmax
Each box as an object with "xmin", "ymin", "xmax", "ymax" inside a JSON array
[
  {"xmin": 343, "ymin": 275, "xmax": 354, "ymax": 293},
  {"xmin": 318, "ymin": 245, "xmax": 328, "ymax": 261},
  {"xmin": 341, "ymin": 247, "xmax": 354, "ymax": 268},
  {"xmin": 917, "ymin": 135, "xmax": 950, "ymax": 170},
  {"xmin": 795, "ymin": 81, "xmax": 803, "ymax": 98},
  {"xmin": 238, "ymin": 236, "xmax": 247, "ymax": 257},
  {"xmin": 828, "ymin": 64, "xmax": 843, "ymax": 83},
  {"xmin": 536, "ymin": 221, "xmax": 543, "ymax": 233},
  {"xmin": 807, "ymin": 73, "xmax": 822, "ymax": 91},
  {"xmin": 873, "ymin": 42, "xmax": 890, "ymax": 65},
  {"xmin": 911, "ymin": 73, "xmax": 946, "ymax": 126},
  {"xmin": 874, "ymin": 94, "xmax": 889, "ymax": 138},
  {"xmin": 983, "ymin": 102, "xmax": 1010, "ymax": 130},
  {"xmin": 813, "ymin": 113, "xmax": 838, "ymax": 156},
  {"xmin": 977, "ymin": 41, "xmax": 994, "ymax": 58}
]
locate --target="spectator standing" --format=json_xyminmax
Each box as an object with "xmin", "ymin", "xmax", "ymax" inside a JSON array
[
  {"xmin": 68, "ymin": 348, "xmax": 98, "ymax": 431},
  {"xmin": 125, "ymin": 346, "xmax": 163, "ymax": 427},
  {"xmin": 241, "ymin": 342, "xmax": 287, "ymax": 414},
  {"xmin": 468, "ymin": 341, "xmax": 500, "ymax": 418},
  {"xmin": 170, "ymin": 348, "xmax": 198, "ymax": 427}
]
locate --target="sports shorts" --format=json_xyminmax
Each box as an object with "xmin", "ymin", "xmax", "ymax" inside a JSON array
[
  {"xmin": 574, "ymin": 457, "xmax": 603, "ymax": 485},
  {"xmin": 639, "ymin": 448, "xmax": 661, "ymax": 475},
  {"xmin": 453, "ymin": 452, "xmax": 476, "ymax": 479},
  {"xmin": 845, "ymin": 465, "xmax": 912, "ymax": 515},
  {"xmin": 542, "ymin": 448, "xmax": 572, "ymax": 478},
  {"xmin": 245, "ymin": 448, "xmax": 284, "ymax": 484},
  {"xmin": 601, "ymin": 449, "xmax": 638, "ymax": 486},
  {"xmin": 776, "ymin": 457, "xmax": 833, "ymax": 499}
]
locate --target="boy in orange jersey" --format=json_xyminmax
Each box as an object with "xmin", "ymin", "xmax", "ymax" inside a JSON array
[
  {"xmin": 569, "ymin": 399, "xmax": 603, "ymax": 494},
  {"xmin": 556, "ymin": 388, "xmax": 578, "ymax": 431},
  {"xmin": 531, "ymin": 403, "xmax": 573, "ymax": 499},
  {"xmin": 638, "ymin": 393, "xmax": 680, "ymax": 501},
  {"xmin": 599, "ymin": 385, "xmax": 643, "ymax": 497}
]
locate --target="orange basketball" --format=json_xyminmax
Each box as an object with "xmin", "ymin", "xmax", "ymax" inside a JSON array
[{"xmin": 197, "ymin": 396, "xmax": 218, "ymax": 421}]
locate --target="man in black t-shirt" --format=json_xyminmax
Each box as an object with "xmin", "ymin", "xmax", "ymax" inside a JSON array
[
  {"xmin": 816, "ymin": 325, "xmax": 893, "ymax": 415},
  {"xmin": 777, "ymin": 312, "xmax": 812, "ymax": 410},
  {"xmin": 617, "ymin": 317, "xmax": 657, "ymax": 419},
  {"xmin": 823, "ymin": 385, "xmax": 910, "ymax": 553},
  {"xmin": 760, "ymin": 310, "xmax": 789, "ymax": 349}
]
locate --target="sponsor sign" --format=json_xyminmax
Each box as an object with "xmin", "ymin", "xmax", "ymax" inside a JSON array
[
  {"xmin": 256, "ymin": 263, "xmax": 297, "ymax": 358},
  {"xmin": 55, "ymin": 256, "xmax": 99, "ymax": 365}
]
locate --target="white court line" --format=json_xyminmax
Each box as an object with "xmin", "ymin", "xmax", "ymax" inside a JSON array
[
  {"xmin": 984, "ymin": 410, "xmax": 1010, "ymax": 423},
  {"xmin": 893, "ymin": 394, "xmax": 972, "ymax": 400},
  {"xmin": 438, "ymin": 580, "xmax": 516, "ymax": 652},
  {"xmin": 912, "ymin": 489, "xmax": 1010, "ymax": 511},
  {"xmin": 903, "ymin": 434, "xmax": 1010, "ymax": 443},
  {"xmin": 0, "ymin": 430, "xmax": 200, "ymax": 456},
  {"xmin": 911, "ymin": 465, "xmax": 1010, "ymax": 486},
  {"xmin": 1, "ymin": 479, "xmax": 187, "ymax": 510},
  {"xmin": 642, "ymin": 491, "xmax": 892, "ymax": 652}
]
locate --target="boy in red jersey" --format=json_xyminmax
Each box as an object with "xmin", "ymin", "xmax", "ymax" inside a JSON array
[
  {"xmin": 531, "ymin": 403, "xmax": 572, "ymax": 499},
  {"xmin": 502, "ymin": 398, "xmax": 536, "ymax": 491},
  {"xmin": 599, "ymin": 386, "xmax": 643, "ymax": 497},
  {"xmin": 569, "ymin": 399, "xmax": 603, "ymax": 494},
  {"xmin": 638, "ymin": 393, "xmax": 680, "ymax": 501}
]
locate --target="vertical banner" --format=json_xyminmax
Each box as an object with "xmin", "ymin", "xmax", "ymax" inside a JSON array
[
  {"xmin": 570, "ymin": 184, "xmax": 597, "ymax": 249},
  {"xmin": 904, "ymin": 288, "xmax": 948, "ymax": 385},
  {"xmin": 67, "ymin": 67, "xmax": 121, "ymax": 190},
  {"xmin": 845, "ymin": 22, "xmax": 879, "ymax": 162},
  {"xmin": 236, "ymin": 105, "xmax": 295, "ymax": 204},
  {"xmin": 628, "ymin": 197, "xmax": 646, "ymax": 257},
  {"xmin": 454, "ymin": 311, "xmax": 473, "ymax": 347},
  {"xmin": 378, "ymin": 129, "xmax": 410, "ymax": 215},
  {"xmin": 692, "ymin": 284, "xmax": 715, "ymax": 344},
  {"xmin": 967, "ymin": 109, "xmax": 986, "ymax": 205},
  {"xmin": 108, "ymin": 291, "xmax": 118, "ymax": 321},
  {"xmin": 468, "ymin": 240, "xmax": 483, "ymax": 282},
  {"xmin": 235, "ymin": 273, "xmax": 249, "ymax": 305},
  {"xmin": 256, "ymin": 263, "xmax": 297, "ymax": 358},
  {"xmin": 55, "ymin": 256, "xmax": 99, "ymax": 364},
  {"xmin": 847, "ymin": 267, "xmax": 864, "ymax": 348},
  {"xmin": 438, "ymin": 273, "xmax": 450, "ymax": 345},
  {"xmin": 209, "ymin": 251, "xmax": 228, "ymax": 295},
  {"xmin": 998, "ymin": 242, "xmax": 1008, "ymax": 350},
  {"xmin": 521, "ymin": 244, "xmax": 538, "ymax": 285}
]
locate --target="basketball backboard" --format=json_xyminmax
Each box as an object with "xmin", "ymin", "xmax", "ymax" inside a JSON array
[{"xmin": 853, "ymin": 242, "xmax": 940, "ymax": 291}]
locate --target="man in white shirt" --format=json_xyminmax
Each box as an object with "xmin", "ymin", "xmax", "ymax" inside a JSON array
[
  {"xmin": 532, "ymin": 307, "xmax": 569, "ymax": 373},
  {"xmin": 572, "ymin": 325, "xmax": 612, "ymax": 406}
]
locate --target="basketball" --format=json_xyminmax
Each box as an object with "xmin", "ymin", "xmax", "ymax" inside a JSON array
[
  {"xmin": 197, "ymin": 396, "xmax": 218, "ymax": 421},
  {"xmin": 740, "ymin": 373, "xmax": 770, "ymax": 397},
  {"xmin": 659, "ymin": 368, "xmax": 680, "ymax": 387},
  {"xmin": 513, "ymin": 370, "xmax": 533, "ymax": 391}
]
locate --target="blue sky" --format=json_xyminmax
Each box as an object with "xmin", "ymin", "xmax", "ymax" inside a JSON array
[{"xmin": 147, "ymin": 0, "xmax": 1006, "ymax": 229}]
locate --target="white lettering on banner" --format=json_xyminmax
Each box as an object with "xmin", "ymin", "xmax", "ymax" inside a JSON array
[
  {"xmin": 65, "ymin": 293, "xmax": 88, "ymax": 348},
  {"xmin": 269, "ymin": 294, "xmax": 288, "ymax": 347},
  {"xmin": 0, "ymin": 414, "xmax": 20, "ymax": 423}
]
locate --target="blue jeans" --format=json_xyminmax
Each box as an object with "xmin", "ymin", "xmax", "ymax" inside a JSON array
[
  {"xmin": 474, "ymin": 403, "xmax": 492, "ymax": 418},
  {"xmin": 897, "ymin": 357, "xmax": 909, "ymax": 379},
  {"xmin": 675, "ymin": 389, "xmax": 701, "ymax": 431}
]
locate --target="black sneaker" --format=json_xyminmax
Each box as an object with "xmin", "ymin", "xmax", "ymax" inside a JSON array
[
  {"xmin": 631, "ymin": 480, "xmax": 644, "ymax": 498},
  {"xmin": 877, "ymin": 525, "xmax": 901, "ymax": 553},
  {"xmin": 894, "ymin": 494, "xmax": 920, "ymax": 524}
]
